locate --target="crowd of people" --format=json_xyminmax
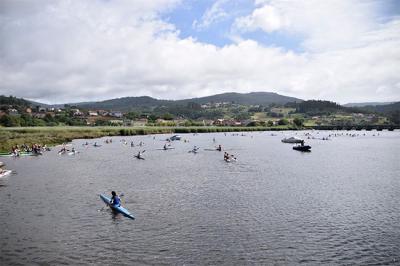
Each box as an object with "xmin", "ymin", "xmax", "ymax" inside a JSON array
[{"xmin": 10, "ymin": 143, "xmax": 48, "ymax": 156}]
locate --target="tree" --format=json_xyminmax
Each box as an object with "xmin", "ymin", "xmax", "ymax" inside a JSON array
[
  {"xmin": 162, "ymin": 113, "xmax": 174, "ymax": 120},
  {"xmin": 293, "ymin": 117, "xmax": 304, "ymax": 127},
  {"xmin": 0, "ymin": 115, "xmax": 21, "ymax": 127},
  {"xmin": 125, "ymin": 112, "xmax": 139, "ymax": 120},
  {"xmin": 147, "ymin": 114, "xmax": 158, "ymax": 123},
  {"xmin": 389, "ymin": 110, "xmax": 400, "ymax": 125},
  {"xmin": 234, "ymin": 112, "xmax": 250, "ymax": 120},
  {"xmin": 278, "ymin": 118, "xmax": 289, "ymax": 125}
]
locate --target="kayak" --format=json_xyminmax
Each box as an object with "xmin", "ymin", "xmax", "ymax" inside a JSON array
[
  {"xmin": 68, "ymin": 151, "xmax": 79, "ymax": 155},
  {"xmin": 0, "ymin": 152, "xmax": 38, "ymax": 157},
  {"xmin": 99, "ymin": 194, "xmax": 135, "ymax": 220},
  {"xmin": 293, "ymin": 145, "xmax": 311, "ymax": 152},
  {"xmin": 134, "ymin": 155, "xmax": 145, "ymax": 160},
  {"xmin": 0, "ymin": 170, "xmax": 12, "ymax": 178},
  {"xmin": 157, "ymin": 147, "xmax": 175, "ymax": 150}
]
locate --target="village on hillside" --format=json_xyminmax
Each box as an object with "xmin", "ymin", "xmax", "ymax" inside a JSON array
[{"xmin": 0, "ymin": 96, "xmax": 394, "ymax": 129}]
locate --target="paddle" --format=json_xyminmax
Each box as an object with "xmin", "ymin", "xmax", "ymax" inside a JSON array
[{"xmin": 119, "ymin": 193, "xmax": 125, "ymax": 205}]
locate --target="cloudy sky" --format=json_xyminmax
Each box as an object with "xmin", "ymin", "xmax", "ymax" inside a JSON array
[{"xmin": 1, "ymin": 0, "xmax": 399, "ymax": 104}]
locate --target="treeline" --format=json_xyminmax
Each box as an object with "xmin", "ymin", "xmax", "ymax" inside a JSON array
[
  {"xmin": 0, "ymin": 113, "xmax": 87, "ymax": 127},
  {"xmin": 0, "ymin": 95, "xmax": 31, "ymax": 107}
]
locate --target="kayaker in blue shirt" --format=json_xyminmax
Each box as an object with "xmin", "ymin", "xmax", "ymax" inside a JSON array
[{"xmin": 110, "ymin": 191, "xmax": 121, "ymax": 206}]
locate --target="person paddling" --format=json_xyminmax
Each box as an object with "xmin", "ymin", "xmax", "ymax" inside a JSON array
[
  {"xmin": 224, "ymin": 152, "xmax": 229, "ymax": 161},
  {"xmin": 137, "ymin": 150, "xmax": 145, "ymax": 159},
  {"xmin": 216, "ymin": 145, "xmax": 222, "ymax": 151},
  {"xmin": 110, "ymin": 191, "xmax": 121, "ymax": 206}
]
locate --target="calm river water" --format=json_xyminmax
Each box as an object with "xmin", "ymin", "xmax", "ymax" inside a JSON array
[{"xmin": 0, "ymin": 130, "xmax": 399, "ymax": 265}]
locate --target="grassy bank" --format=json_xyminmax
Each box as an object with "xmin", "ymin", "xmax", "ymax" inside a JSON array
[{"xmin": 0, "ymin": 126, "xmax": 294, "ymax": 152}]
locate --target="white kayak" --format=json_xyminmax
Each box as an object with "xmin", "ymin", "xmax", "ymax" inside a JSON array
[{"xmin": 0, "ymin": 170, "xmax": 12, "ymax": 178}]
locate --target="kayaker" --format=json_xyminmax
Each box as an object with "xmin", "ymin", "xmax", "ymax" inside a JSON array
[
  {"xmin": 163, "ymin": 143, "xmax": 167, "ymax": 150},
  {"xmin": 224, "ymin": 152, "xmax": 229, "ymax": 160},
  {"xmin": 59, "ymin": 145, "xmax": 67, "ymax": 154},
  {"xmin": 216, "ymin": 145, "xmax": 222, "ymax": 151},
  {"xmin": 110, "ymin": 191, "xmax": 121, "ymax": 206}
]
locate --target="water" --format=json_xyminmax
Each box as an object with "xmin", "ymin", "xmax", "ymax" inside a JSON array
[{"xmin": 0, "ymin": 131, "xmax": 399, "ymax": 265}]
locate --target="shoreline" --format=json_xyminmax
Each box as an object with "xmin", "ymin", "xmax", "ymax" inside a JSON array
[{"xmin": 0, "ymin": 125, "xmax": 397, "ymax": 152}]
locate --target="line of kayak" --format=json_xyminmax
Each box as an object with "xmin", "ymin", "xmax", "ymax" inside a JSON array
[{"xmin": 0, "ymin": 152, "xmax": 41, "ymax": 157}]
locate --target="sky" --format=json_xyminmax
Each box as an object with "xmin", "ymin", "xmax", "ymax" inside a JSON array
[{"xmin": 0, "ymin": 0, "xmax": 400, "ymax": 104}]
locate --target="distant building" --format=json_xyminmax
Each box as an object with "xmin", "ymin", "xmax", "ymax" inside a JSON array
[
  {"xmin": 71, "ymin": 109, "xmax": 83, "ymax": 116},
  {"xmin": 8, "ymin": 108, "xmax": 19, "ymax": 116},
  {"xmin": 46, "ymin": 112, "xmax": 56, "ymax": 117},
  {"xmin": 33, "ymin": 113, "xmax": 46, "ymax": 119},
  {"xmin": 213, "ymin": 119, "xmax": 225, "ymax": 126},
  {"xmin": 88, "ymin": 111, "xmax": 98, "ymax": 116},
  {"xmin": 213, "ymin": 119, "xmax": 241, "ymax": 126},
  {"xmin": 110, "ymin": 111, "xmax": 123, "ymax": 118},
  {"xmin": 98, "ymin": 110, "xmax": 109, "ymax": 116}
]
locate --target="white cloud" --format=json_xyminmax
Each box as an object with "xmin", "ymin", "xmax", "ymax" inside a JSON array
[
  {"xmin": 235, "ymin": 4, "xmax": 288, "ymax": 33},
  {"xmin": 192, "ymin": 0, "xmax": 229, "ymax": 30},
  {"xmin": 0, "ymin": 0, "xmax": 399, "ymax": 104}
]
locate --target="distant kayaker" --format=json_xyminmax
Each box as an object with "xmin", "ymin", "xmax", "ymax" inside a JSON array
[
  {"xmin": 224, "ymin": 152, "xmax": 229, "ymax": 160},
  {"xmin": 163, "ymin": 143, "xmax": 168, "ymax": 150},
  {"xmin": 216, "ymin": 145, "xmax": 222, "ymax": 151},
  {"xmin": 110, "ymin": 191, "xmax": 121, "ymax": 206}
]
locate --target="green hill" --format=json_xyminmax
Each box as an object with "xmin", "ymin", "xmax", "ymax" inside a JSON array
[{"xmin": 70, "ymin": 92, "xmax": 302, "ymax": 111}]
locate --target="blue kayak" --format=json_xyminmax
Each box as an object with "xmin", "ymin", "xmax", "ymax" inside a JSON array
[{"xmin": 99, "ymin": 194, "xmax": 135, "ymax": 220}]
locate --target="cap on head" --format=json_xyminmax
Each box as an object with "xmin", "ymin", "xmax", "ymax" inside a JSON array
[{"xmin": 111, "ymin": 191, "xmax": 116, "ymax": 196}]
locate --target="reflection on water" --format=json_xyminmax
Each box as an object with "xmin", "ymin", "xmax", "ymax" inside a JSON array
[{"xmin": 0, "ymin": 131, "xmax": 399, "ymax": 265}]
